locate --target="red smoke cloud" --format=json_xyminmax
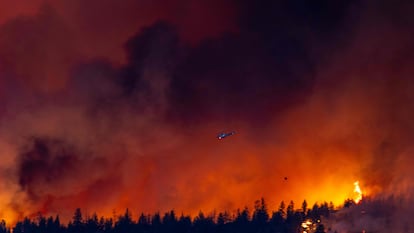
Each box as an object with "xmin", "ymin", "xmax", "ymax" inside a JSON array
[
  {"xmin": 0, "ymin": 0, "xmax": 43, "ymax": 24},
  {"xmin": 0, "ymin": 0, "xmax": 413, "ymax": 227},
  {"xmin": 0, "ymin": 0, "xmax": 238, "ymax": 93}
]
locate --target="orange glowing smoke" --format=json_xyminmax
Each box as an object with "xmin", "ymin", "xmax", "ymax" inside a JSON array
[
  {"xmin": 354, "ymin": 181, "xmax": 362, "ymax": 204},
  {"xmin": 0, "ymin": 0, "xmax": 413, "ymax": 226}
]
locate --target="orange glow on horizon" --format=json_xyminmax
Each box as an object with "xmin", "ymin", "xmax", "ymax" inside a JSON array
[
  {"xmin": 0, "ymin": 107, "xmax": 387, "ymax": 225},
  {"xmin": 0, "ymin": 209, "xmax": 20, "ymax": 228},
  {"xmin": 0, "ymin": 0, "xmax": 412, "ymax": 227}
]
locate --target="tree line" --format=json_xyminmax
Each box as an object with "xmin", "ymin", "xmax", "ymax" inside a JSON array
[{"xmin": 1, "ymin": 198, "xmax": 345, "ymax": 233}]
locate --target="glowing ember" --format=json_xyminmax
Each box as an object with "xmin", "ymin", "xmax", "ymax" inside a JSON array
[
  {"xmin": 354, "ymin": 181, "xmax": 362, "ymax": 204},
  {"xmin": 301, "ymin": 219, "xmax": 316, "ymax": 233}
]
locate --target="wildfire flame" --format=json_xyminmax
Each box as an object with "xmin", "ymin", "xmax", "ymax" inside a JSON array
[
  {"xmin": 301, "ymin": 219, "xmax": 314, "ymax": 233},
  {"xmin": 353, "ymin": 181, "xmax": 362, "ymax": 204}
]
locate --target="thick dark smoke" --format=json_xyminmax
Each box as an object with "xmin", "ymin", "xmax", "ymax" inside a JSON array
[
  {"xmin": 169, "ymin": 0, "xmax": 354, "ymax": 127},
  {"xmin": 16, "ymin": 137, "xmax": 120, "ymax": 215},
  {"xmin": 0, "ymin": 11, "xmax": 183, "ymax": 221},
  {"xmin": 0, "ymin": 0, "xmax": 413, "ymax": 227},
  {"xmin": 18, "ymin": 137, "xmax": 82, "ymax": 199}
]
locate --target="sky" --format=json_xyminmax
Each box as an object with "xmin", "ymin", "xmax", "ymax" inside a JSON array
[{"xmin": 0, "ymin": 0, "xmax": 414, "ymax": 224}]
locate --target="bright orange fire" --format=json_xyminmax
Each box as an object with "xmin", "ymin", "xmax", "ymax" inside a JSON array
[
  {"xmin": 0, "ymin": 0, "xmax": 413, "ymax": 226},
  {"xmin": 354, "ymin": 181, "xmax": 362, "ymax": 204},
  {"xmin": 0, "ymin": 208, "xmax": 19, "ymax": 227}
]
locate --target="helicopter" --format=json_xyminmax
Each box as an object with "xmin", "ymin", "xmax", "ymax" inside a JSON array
[{"xmin": 216, "ymin": 131, "xmax": 236, "ymax": 140}]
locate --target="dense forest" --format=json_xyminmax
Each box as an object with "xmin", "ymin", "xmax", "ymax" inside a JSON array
[{"xmin": 0, "ymin": 198, "xmax": 351, "ymax": 233}]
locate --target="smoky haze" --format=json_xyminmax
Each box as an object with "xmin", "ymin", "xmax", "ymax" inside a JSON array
[{"xmin": 0, "ymin": 0, "xmax": 413, "ymax": 226}]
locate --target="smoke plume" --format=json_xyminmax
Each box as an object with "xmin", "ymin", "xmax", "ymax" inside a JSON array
[{"xmin": 0, "ymin": 0, "xmax": 413, "ymax": 227}]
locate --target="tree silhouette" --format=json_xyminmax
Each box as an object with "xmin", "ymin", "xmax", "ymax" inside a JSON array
[
  {"xmin": 137, "ymin": 213, "xmax": 150, "ymax": 233},
  {"xmin": 151, "ymin": 212, "xmax": 162, "ymax": 233},
  {"xmin": 285, "ymin": 201, "xmax": 302, "ymax": 233},
  {"xmin": 73, "ymin": 208, "xmax": 83, "ymax": 225},
  {"xmin": 37, "ymin": 213, "xmax": 47, "ymax": 233},
  {"xmin": 319, "ymin": 202, "xmax": 330, "ymax": 218},
  {"xmin": 252, "ymin": 198, "xmax": 269, "ymax": 233},
  {"xmin": 115, "ymin": 208, "xmax": 134, "ymax": 233},
  {"xmin": 217, "ymin": 211, "xmax": 231, "ymax": 225},
  {"xmin": 309, "ymin": 203, "xmax": 320, "ymax": 221},
  {"xmin": 278, "ymin": 201, "xmax": 286, "ymax": 219},
  {"xmin": 138, "ymin": 213, "xmax": 149, "ymax": 226},
  {"xmin": 253, "ymin": 198, "xmax": 269, "ymax": 224},
  {"xmin": 46, "ymin": 216, "xmax": 57, "ymax": 233},
  {"xmin": 343, "ymin": 198, "xmax": 355, "ymax": 208},
  {"xmin": 269, "ymin": 210, "xmax": 285, "ymax": 233},
  {"xmin": 161, "ymin": 210, "xmax": 178, "ymax": 233},
  {"xmin": 68, "ymin": 208, "xmax": 84, "ymax": 233},
  {"xmin": 286, "ymin": 201, "xmax": 295, "ymax": 218},
  {"xmin": 235, "ymin": 207, "xmax": 250, "ymax": 224},
  {"xmin": 216, "ymin": 211, "xmax": 232, "ymax": 233},
  {"xmin": 177, "ymin": 214, "xmax": 191, "ymax": 233},
  {"xmin": 85, "ymin": 213, "xmax": 100, "ymax": 233},
  {"xmin": 13, "ymin": 217, "xmax": 34, "ymax": 233},
  {"xmin": 0, "ymin": 220, "xmax": 8, "ymax": 233},
  {"xmin": 103, "ymin": 217, "xmax": 113, "ymax": 233},
  {"xmin": 3, "ymin": 198, "xmax": 345, "ymax": 233},
  {"xmin": 301, "ymin": 200, "xmax": 308, "ymax": 218},
  {"xmin": 193, "ymin": 211, "xmax": 214, "ymax": 233}
]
